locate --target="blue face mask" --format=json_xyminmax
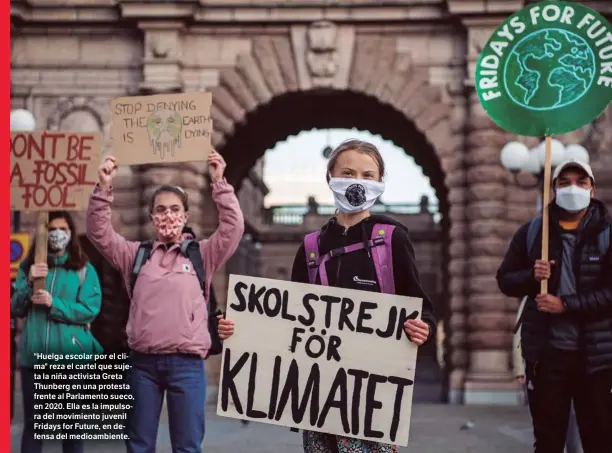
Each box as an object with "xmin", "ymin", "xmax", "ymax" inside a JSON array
[{"xmin": 555, "ymin": 186, "xmax": 591, "ymax": 213}]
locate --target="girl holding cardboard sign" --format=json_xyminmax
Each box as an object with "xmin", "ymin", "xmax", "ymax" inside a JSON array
[
  {"xmin": 11, "ymin": 210, "xmax": 103, "ymax": 453},
  {"xmin": 86, "ymin": 150, "xmax": 243, "ymax": 453},
  {"xmin": 290, "ymin": 139, "xmax": 437, "ymax": 453}
]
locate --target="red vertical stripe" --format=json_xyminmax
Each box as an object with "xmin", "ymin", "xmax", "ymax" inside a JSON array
[{"xmin": 4, "ymin": 1, "xmax": 12, "ymax": 451}]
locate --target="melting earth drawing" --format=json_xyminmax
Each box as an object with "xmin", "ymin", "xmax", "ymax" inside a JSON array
[{"xmin": 146, "ymin": 109, "xmax": 183, "ymax": 160}]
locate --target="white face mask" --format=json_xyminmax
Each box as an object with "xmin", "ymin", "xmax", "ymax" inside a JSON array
[
  {"xmin": 328, "ymin": 177, "xmax": 385, "ymax": 213},
  {"xmin": 555, "ymin": 186, "xmax": 592, "ymax": 213},
  {"xmin": 48, "ymin": 230, "xmax": 71, "ymax": 252}
]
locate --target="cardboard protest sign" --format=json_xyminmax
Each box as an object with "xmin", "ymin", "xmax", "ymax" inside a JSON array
[
  {"xmin": 475, "ymin": 0, "xmax": 612, "ymax": 136},
  {"xmin": 10, "ymin": 131, "xmax": 102, "ymax": 211},
  {"xmin": 217, "ymin": 275, "xmax": 422, "ymax": 447},
  {"xmin": 110, "ymin": 92, "xmax": 213, "ymax": 165}
]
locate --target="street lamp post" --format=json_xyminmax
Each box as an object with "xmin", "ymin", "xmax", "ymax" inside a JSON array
[
  {"xmin": 10, "ymin": 109, "xmax": 37, "ymax": 232},
  {"xmin": 500, "ymin": 140, "xmax": 590, "ymax": 213}
]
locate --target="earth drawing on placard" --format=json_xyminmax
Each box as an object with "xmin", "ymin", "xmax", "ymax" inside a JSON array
[
  {"xmin": 503, "ymin": 28, "xmax": 596, "ymax": 111},
  {"xmin": 146, "ymin": 109, "xmax": 183, "ymax": 160}
]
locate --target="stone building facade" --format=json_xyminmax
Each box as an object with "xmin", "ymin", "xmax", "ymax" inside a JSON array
[{"xmin": 10, "ymin": 0, "xmax": 612, "ymax": 404}]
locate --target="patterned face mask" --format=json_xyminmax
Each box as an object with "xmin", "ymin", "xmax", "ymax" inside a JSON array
[
  {"xmin": 152, "ymin": 210, "xmax": 186, "ymax": 240},
  {"xmin": 48, "ymin": 230, "xmax": 71, "ymax": 252}
]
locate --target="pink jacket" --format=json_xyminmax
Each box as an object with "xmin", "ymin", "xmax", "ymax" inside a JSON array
[{"xmin": 86, "ymin": 179, "xmax": 245, "ymax": 358}]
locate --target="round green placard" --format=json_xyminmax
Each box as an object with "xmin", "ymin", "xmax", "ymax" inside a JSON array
[{"xmin": 475, "ymin": 0, "xmax": 612, "ymax": 136}]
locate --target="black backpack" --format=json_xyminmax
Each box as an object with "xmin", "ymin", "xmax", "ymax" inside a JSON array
[
  {"xmin": 129, "ymin": 239, "xmax": 223, "ymax": 359},
  {"xmin": 525, "ymin": 217, "xmax": 610, "ymax": 257}
]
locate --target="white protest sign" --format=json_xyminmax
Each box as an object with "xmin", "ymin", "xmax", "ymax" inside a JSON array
[{"xmin": 217, "ymin": 275, "xmax": 422, "ymax": 447}]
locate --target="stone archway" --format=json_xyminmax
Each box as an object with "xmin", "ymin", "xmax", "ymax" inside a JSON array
[
  {"xmin": 210, "ymin": 34, "xmax": 460, "ymax": 184},
  {"xmin": 203, "ymin": 33, "xmax": 467, "ymax": 401}
]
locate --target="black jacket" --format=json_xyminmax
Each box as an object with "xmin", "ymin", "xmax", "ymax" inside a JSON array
[
  {"xmin": 291, "ymin": 215, "xmax": 436, "ymax": 344},
  {"xmin": 496, "ymin": 199, "xmax": 612, "ymax": 373}
]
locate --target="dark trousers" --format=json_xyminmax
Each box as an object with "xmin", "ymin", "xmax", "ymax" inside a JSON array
[
  {"xmin": 20, "ymin": 367, "xmax": 84, "ymax": 453},
  {"xmin": 125, "ymin": 352, "xmax": 206, "ymax": 453},
  {"xmin": 526, "ymin": 348, "xmax": 612, "ymax": 453},
  {"xmin": 565, "ymin": 403, "xmax": 583, "ymax": 453}
]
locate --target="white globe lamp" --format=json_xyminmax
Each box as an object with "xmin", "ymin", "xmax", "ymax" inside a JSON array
[
  {"xmin": 500, "ymin": 141, "xmax": 529, "ymax": 173},
  {"xmin": 535, "ymin": 139, "xmax": 566, "ymax": 167},
  {"xmin": 10, "ymin": 109, "xmax": 36, "ymax": 132},
  {"xmin": 564, "ymin": 144, "xmax": 590, "ymax": 164},
  {"xmin": 525, "ymin": 148, "xmax": 542, "ymax": 175}
]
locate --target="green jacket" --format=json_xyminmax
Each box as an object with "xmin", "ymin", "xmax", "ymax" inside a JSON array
[{"xmin": 11, "ymin": 253, "xmax": 103, "ymax": 368}]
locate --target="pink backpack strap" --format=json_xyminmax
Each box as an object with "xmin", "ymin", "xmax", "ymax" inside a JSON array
[
  {"xmin": 370, "ymin": 224, "xmax": 396, "ymax": 294},
  {"xmin": 303, "ymin": 232, "xmax": 321, "ymax": 285},
  {"xmin": 317, "ymin": 242, "xmax": 366, "ymax": 287},
  {"xmin": 304, "ymin": 231, "xmax": 365, "ymax": 287}
]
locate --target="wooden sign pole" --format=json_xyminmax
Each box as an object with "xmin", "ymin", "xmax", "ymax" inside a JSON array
[
  {"xmin": 32, "ymin": 211, "xmax": 49, "ymax": 293},
  {"xmin": 540, "ymin": 136, "xmax": 552, "ymax": 295}
]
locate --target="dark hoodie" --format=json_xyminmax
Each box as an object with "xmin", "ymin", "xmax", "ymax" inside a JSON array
[
  {"xmin": 291, "ymin": 214, "xmax": 436, "ymax": 344},
  {"xmin": 497, "ymin": 199, "xmax": 612, "ymax": 373}
]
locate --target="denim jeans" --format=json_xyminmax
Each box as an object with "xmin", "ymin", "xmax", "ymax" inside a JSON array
[
  {"xmin": 125, "ymin": 352, "xmax": 206, "ymax": 453},
  {"xmin": 20, "ymin": 367, "xmax": 84, "ymax": 453}
]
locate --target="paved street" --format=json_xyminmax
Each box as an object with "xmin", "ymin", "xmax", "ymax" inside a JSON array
[{"xmin": 11, "ymin": 389, "xmax": 535, "ymax": 453}]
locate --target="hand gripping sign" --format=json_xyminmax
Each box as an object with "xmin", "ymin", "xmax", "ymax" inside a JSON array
[
  {"xmin": 475, "ymin": 0, "xmax": 612, "ymax": 294},
  {"xmin": 217, "ymin": 275, "xmax": 422, "ymax": 448}
]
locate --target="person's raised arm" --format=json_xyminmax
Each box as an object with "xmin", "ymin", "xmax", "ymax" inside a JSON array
[
  {"xmin": 86, "ymin": 156, "xmax": 139, "ymax": 277},
  {"xmin": 200, "ymin": 150, "xmax": 245, "ymax": 284}
]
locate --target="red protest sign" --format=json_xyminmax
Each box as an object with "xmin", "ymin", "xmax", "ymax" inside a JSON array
[{"xmin": 10, "ymin": 131, "xmax": 102, "ymax": 211}]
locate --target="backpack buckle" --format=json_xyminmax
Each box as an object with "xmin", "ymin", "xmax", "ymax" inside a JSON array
[
  {"xmin": 329, "ymin": 247, "xmax": 346, "ymax": 258},
  {"xmin": 372, "ymin": 237, "xmax": 385, "ymax": 246}
]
